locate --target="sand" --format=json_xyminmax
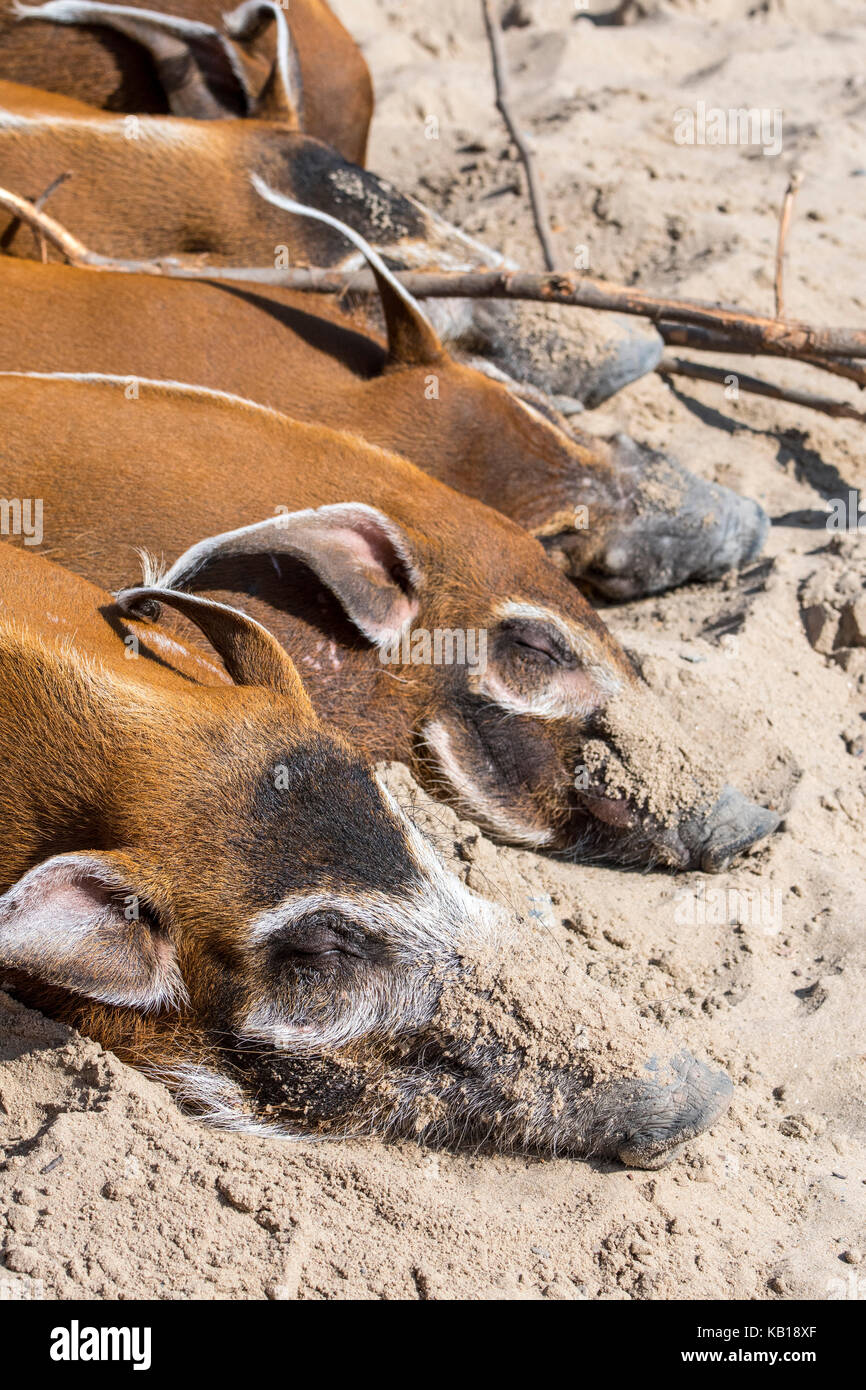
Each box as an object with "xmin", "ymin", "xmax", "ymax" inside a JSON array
[{"xmin": 1, "ymin": 0, "xmax": 864, "ymax": 1300}]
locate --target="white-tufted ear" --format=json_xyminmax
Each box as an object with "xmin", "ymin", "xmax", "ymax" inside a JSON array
[
  {"xmin": 0, "ymin": 852, "xmax": 187, "ymax": 1012},
  {"xmin": 251, "ymin": 177, "xmax": 444, "ymax": 369},
  {"xmin": 143, "ymin": 502, "xmax": 421, "ymax": 649}
]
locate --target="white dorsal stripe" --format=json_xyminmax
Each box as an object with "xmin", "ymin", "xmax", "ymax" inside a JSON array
[{"xmin": 0, "ymin": 369, "xmax": 289, "ymax": 418}]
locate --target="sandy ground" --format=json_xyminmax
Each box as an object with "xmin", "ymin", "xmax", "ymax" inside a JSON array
[{"xmin": 1, "ymin": 0, "xmax": 865, "ymax": 1300}]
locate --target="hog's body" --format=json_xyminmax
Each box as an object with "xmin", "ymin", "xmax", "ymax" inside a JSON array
[
  {"xmin": 0, "ymin": 0, "xmax": 373, "ymax": 162},
  {"xmin": 0, "ymin": 252, "xmax": 768, "ymax": 601},
  {"xmin": 0, "ymin": 71, "xmax": 660, "ymax": 416}
]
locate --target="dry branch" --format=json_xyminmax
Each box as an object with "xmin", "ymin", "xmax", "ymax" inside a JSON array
[
  {"xmin": 0, "ymin": 186, "xmax": 161, "ymax": 272},
  {"xmin": 170, "ymin": 263, "xmax": 865, "ymax": 363},
  {"xmin": 658, "ymin": 356, "xmax": 866, "ymax": 425},
  {"xmin": 32, "ymin": 171, "xmax": 73, "ymax": 264},
  {"xmin": 658, "ymin": 321, "xmax": 866, "ymax": 389},
  {"xmin": 480, "ymin": 0, "xmax": 556, "ymax": 271}
]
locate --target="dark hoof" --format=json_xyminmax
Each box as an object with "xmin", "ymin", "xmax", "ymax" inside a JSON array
[
  {"xmin": 581, "ymin": 436, "xmax": 769, "ymax": 600},
  {"xmin": 607, "ymin": 1051, "xmax": 733, "ymax": 1169}
]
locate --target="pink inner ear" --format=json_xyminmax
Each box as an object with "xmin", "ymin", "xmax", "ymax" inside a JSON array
[
  {"xmin": 334, "ymin": 517, "xmax": 408, "ymax": 582},
  {"xmin": 328, "ymin": 517, "xmax": 419, "ymax": 638},
  {"xmin": 39, "ymin": 880, "xmax": 109, "ymax": 923},
  {"xmin": 0, "ymin": 854, "xmax": 183, "ymax": 1012},
  {"xmin": 7, "ymin": 870, "xmax": 118, "ymax": 938}
]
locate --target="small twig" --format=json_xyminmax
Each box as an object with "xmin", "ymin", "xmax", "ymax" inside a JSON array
[
  {"xmin": 0, "ymin": 185, "xmax": 157, "ymax": 270},
  {"xmin": 2, "ymin": 185, "xmax": 865, "ymax": 366},
  {"xmin": 774, "ymin": 169, "xmax": 803, "ymax": 320},
  {"xmin": 32, "ymin": 170, "xmax": 73, "ymax": 264},
  {"xmin": 481, "ymin": 0, "xmax": 556, "ymax": 271},
  {"xmin": 34, "ymin": 171, "xmax": 73, "ymax": 211},
  {"xmin": 658, "ymin": 356, "xmax": 866, "ymax": 424}
]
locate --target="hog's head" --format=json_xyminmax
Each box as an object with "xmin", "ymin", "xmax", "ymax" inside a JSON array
[
  {"xmin": 251, "ymin": 177, "xmax": 769, "ymax": 602},
  {"xmin": 134, "ymin": 501, "xmax": 777, "ymax": 870}
]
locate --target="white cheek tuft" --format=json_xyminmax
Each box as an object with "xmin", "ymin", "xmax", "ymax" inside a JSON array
[{"xmin": 422, "ymin": 720, "xmax": 554, "ymax": 849}]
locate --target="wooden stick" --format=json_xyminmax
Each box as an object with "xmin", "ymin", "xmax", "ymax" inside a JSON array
[
  {"xmin": 480, "ymin": 0, "xmax": 557, "ymax": 272},
  {"xmin": 34, "ymin": 171, "xmax": 73, "ymax": 263},
  {"xmin": 0, "ymin": 186, "xmax": 161, "ymax": 271},
  {"xmin": 658, "ymin": 356, "xmax": 866, "ymax": 424},
  {"xmin": 774, "ymin": 169, "xmax": 803, "ymax": 320},
  {"xmin": 658, "ymin": 321, "xmax": 866, "ymax": 389},
  {"xmin": 2, "ymin": 184, "xmax": 865, "ymax": 365},
  {"xmin": 250, "ymin": 265, "xmax": 864, "ymax": 361}
]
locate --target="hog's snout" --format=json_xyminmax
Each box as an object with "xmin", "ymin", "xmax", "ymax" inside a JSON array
[
  {"xmin": 596, "ymin": 1050, "xmax": 734, "ymax": 1170},
  {"xmin": 580, "ymin": 437, "xmax": 770, "ymax": 600},
  {"xmin": 680, "ymin": 784, "xmax": 780, "ymax": 872}
]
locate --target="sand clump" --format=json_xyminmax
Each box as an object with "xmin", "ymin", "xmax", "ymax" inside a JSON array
[
  {"xmin": 581, "ymin": 684, "xmax": 727, "ymax": 823},
  {"xmin": 2, "ymin": 0, "xmax": 865, "ymax": 1299}
]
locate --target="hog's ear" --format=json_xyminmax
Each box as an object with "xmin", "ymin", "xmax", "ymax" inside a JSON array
[
  {"xmin": 129, "ymin": 503, "xmax": 421, "ymax": 649},
  {"xmin": 223, "ymin": 0, "xmax": 300, "ymax": 125},
  {"xmin": 0, "ymin": 852, "xmax": 187, "ymax": 1012},
  {"xmin": 115, "ymin": 583, "xmax": 315, "ymax": 710},
  {"xmin": 250, "ymin": 176, "xmax": 444, "ymax": 368},
  {"xmin": 14, "ymin": 0, "xmax": 254, "ymax": 117}
]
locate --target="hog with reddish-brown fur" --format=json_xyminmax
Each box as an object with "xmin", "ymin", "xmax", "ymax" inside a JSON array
[
  {"xmin": 0, "ymin": 0, "xmax": 655, "ymax": 408},
  {"xmin": 0, "ymin": 371, "xmax": 777, "ymax": 868},
  {"xmin": 0, "ymin": 544, "xmax": 733, "ymax": 1165},
  {"xmin": 0, "ymin": 0, "xmax": 373, "ymax": 162},
  {"xmin": 0, "ymin": 73, "xmax": 768, "ymax": 591}
]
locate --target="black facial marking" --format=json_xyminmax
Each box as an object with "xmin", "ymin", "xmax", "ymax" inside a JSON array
[
  {"xmin": 450, "ymin": 694, "xmax": 568, "ymax": 795},
  {"xmin": 282, "ymin": 141, "xmax": 429, "ymax": 255},
  {"xmin": 238, "ymin": 736, "xmax": 421, "ymax": 906}
]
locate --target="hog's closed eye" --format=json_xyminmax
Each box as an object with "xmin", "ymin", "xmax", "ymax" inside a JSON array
[
  {"xmin": 282, "ymin": 912, "xmax": 361, "ymax": 959},
  {"xmin": 502, "ymin": 621, "xmax": 573, "ymax": 667}
]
